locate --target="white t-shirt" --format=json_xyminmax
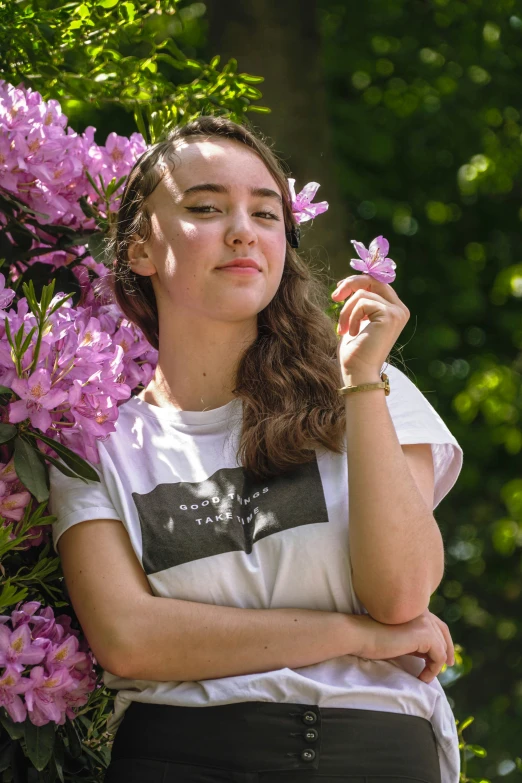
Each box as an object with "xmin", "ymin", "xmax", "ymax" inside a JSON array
[{"xmin": 49, "ymin": 363, "xmax": 463, "ymax": 782}]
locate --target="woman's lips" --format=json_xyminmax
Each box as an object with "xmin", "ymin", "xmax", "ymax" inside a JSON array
[{"xmin": 216, "ymin": 267, "xmax": 261, "ymax": 274}]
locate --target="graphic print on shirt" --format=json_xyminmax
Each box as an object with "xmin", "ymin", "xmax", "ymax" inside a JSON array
[{"xmin": 132, "ymin": 458, "xmax": 328, "ymax": 574}]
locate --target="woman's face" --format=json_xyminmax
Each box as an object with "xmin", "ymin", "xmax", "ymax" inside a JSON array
[{"xmin": 130, "ymin": 137, "xmax": 287, "ymax": 327}]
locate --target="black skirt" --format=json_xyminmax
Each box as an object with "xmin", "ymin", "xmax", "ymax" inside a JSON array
[{"xmin": 104, "ymin": 700, "xmax": 442, "ymax": 783}]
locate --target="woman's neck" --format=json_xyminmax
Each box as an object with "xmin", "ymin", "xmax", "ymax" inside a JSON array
[{"xmin": 139, "ymin": 319, "xmax": 257, "ymax": 412}]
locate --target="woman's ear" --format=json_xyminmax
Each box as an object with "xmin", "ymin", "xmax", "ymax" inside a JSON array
[{"xmin": 128, "ymin": 234, "xmax": 156, "ymax": 277}]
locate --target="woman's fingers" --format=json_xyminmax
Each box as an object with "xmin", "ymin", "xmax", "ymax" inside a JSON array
[
  {"xmin": 411, "ymin": 613, "xmax": 448, "ymax": 683},
  {"xmin": 417, "ymin": 644, "xmax": 446, "ymax": 684},
  {"xmin": 337, "ymin": 289, "xmax": 385, "ymax": 334},
  {"xmin": 332, "ymin": 274, "xmax": 405, "ymax": 307},
  {"xmin": 433, "ymin": 617, "xmax": 455, "ymax": 666},
  {"xmin": 413, "ymin": 615, "xmax": 455, "ymax": 683}
]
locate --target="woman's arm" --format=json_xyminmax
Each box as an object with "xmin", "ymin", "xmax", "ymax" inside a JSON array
[
  {"xmin": 57, "ymin": 518, "xmax": 368, "ymax": 681},
  {"xmin": 342, "ymin": 373, "xmax": 444, "ymax": 625},
  {"xmin": 58, "ymin": 517, "xmax": 453, "ymax": 683}
]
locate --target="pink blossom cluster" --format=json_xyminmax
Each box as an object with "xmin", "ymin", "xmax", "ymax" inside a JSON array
[
  {"xmin": 0, "ymin": 80, "xmax": 146, "ymax": 226},
  {"xmin": 1, "ymin": 291, "xmax": 157, "ymax": 464},
  {"xmin": 0, "ymin": 601, "xmax": 97, "ymax": 725},
  {"xmin": 0, "ymin": 455, "xmax": 47, "ymax": 549}
]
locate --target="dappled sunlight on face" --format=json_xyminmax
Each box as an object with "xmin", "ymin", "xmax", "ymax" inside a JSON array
[{"xmin": 143, "ymin": 138, "xmax": 287, "ymax": 327}]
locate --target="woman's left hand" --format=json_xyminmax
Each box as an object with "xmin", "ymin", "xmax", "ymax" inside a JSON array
[{"xmin": 331, "ymin": 274, "xmax": 410, "ymax": 380}]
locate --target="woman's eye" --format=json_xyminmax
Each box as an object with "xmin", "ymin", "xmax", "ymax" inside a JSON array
[
  {"xmin": 186, "ymin": 206, "xmax": 280, "ymax": 220},
  {"xmin": 256, "ymin": 211, "xmax": 280, "ymax": 220}
]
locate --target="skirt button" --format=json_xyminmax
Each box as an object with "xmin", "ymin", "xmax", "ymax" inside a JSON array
[{"xmin": 302, "ymin": 710, "xmax": 318, "ymax": 725}]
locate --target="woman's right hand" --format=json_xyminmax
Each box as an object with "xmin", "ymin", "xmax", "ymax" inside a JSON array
[{"xmin": 354, "ymin": 609, "xmax": 455, "ymax": 684}]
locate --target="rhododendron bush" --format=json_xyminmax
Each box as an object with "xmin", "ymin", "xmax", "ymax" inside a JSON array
[{"xmin": 0, "ymin": 77, "xmax": 163, "ymax": 780}]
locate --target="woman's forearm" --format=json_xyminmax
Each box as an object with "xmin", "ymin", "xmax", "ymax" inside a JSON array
[
  {"xmin": 117, "ymin": 595, "xmax": 368, "ymax": 682},
  {"xmin": 342, "ymin": 370, "xmax": 444, "ymax": 624}
]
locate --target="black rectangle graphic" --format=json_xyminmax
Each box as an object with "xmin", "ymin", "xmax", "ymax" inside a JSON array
[{"xmin": 132, "ymin": 459, "xmax": 328, "ymax": 574}]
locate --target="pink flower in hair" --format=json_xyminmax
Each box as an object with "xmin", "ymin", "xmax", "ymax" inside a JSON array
[{"xmin": 288, "ymin": 178, "xmax": 329, "ymax": 224}]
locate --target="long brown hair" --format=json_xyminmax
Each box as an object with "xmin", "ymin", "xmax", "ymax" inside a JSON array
[{"xmin": 107, "ymin": 115, "xmax": 347, "ymax": 479}]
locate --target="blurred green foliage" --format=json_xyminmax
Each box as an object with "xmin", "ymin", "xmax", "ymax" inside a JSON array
[
  {"xmin": 2, "ymin": 0, "xmax": 522, "ymax": 778},
  {"xmin": 0, "ymin": 0, "xmax": 268, "ymax": 143},
  {"xmin": 317, "ymin": 0, "xmax": 522, "ymax": 778}
]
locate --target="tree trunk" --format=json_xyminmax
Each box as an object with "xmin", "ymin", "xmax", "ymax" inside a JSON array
[{"xmin": 204, "ymin": 0, "xmax": 349, "ymax": 282}]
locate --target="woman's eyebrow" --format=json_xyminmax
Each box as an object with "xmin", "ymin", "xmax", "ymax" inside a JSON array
[{"xmin": 182, "ymin": 183, "xmax": 283, "ymax": 205}]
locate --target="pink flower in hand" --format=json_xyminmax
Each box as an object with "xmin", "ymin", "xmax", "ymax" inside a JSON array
[
  {"xmin": 350, "ymin": 235, "xmax": 397, "ymax": 283},
  {"xmin": 288, "ymin": 179, "xmax": 329, "ymax": 224},
  {"xmin": 9, "ymin": 368, "xmax": 68, "ymax": 432}
]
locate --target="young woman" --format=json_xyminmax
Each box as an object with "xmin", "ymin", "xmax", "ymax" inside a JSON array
[{"xmin": 49, "ymin": 116, "xmax": 463, "ymax": 783}]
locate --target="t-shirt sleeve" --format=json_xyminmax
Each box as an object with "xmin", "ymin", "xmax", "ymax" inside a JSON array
[
  {"xmin": 48, "ymin": 461, "xmax": 122, "ymax": 555},
  {"xmin": 384, "ymin": 363, "xmax": 463, "ymax": 509}
]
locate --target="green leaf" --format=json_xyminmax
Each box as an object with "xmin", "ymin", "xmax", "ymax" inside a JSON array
[
  {"xmin": 142, "ymin": 58, "xmax": 157, "ymax": 74},
  {"xmin": 0, "ymin": 232, "xmax": 13, "ymax": 265},
  {"xmin": 13, "ymin": 436, "xmax": 50, "ymax": 502},
  {"xmin": 239, "ymin": 73, "xmax": 264, "ymax": 84},
  {"xmin": 0, "ymin": 712, "xmax": 25, "ymax": 741},
  {"xmin": 246, "ymin": 105, "xmax": 271, "ymax": 114},
  {"xmin": 21, "ymin": 279, "xmax": 39, "ymax": 317},
  {"xmin": 20, "ymin": 326, "xmax": 37, "ymax": 357},
  {"xmin": 467, "ymin": 744, "xmax": 487, "ymax": 758},
  {"xmin": 0, "ymin": 385, "xmax": 12, "ymax": 395},
  {"xmin": 121, "ymin": 1, "xmax": 136, "ymax": 22},
  {"xmin": 14, "ymin": 323, "xmax": 26, "ymax": 350},
  {"xmin": 98, "ymin": 0, "xmax": 119, "ymax": 7},
  {"xmin": 40, "ymin": 278, "xmax": 56, "ymax": 314},
  {"xmin": 44, "ymin": 452, "xmax": 89, "ymax": 483},
  {"xmin": 53, "ymin": 733, "xmax": 65, "ymax": 783},
  {"xmin": 8, "ymin": 222, "xmax": 35, "ymax": 253},
  {"xmin": 105, "ymin": 177, "xmax": 118, "ymax": 198},
  {"xmin": 133, "ymin": 105, "xmax": 149, "ymax": 143},
  {"xmin": 244, "ymin": 86, "xmax": 263, "ymax": 100},
  {"xmin": 87, "ymin": 232, "xmax": 109, "ymax": 265},
  {"xmin": 4, "ymin": 316, "xmax": 13, "ymax": 349},
  {"xmin": 74, "ymin": 3, "xmax": 91, "ymax": 18},
  {"xmin": 24, "ymin": 720, "xmax": 56, "ymax": 771},
  {"xmin": 0, "ymin": 579, "xmax": 28, "ymax": 613},
  {"xmin": 85, "ymin": 170, "xmax": 103, "ymax": 198},
  {"xmin": 48, "ymin": 290, "xmax": 75, "ymax": 316},
  {"xmin": 0, "ymin": 423, "xmax": 17, "ymax": 444},
  {"xmin": 0, "ymin": 738, "xmax": 10, "ymax": 772},
  {"xmin": 458, "ymin": 716, "xmax": 474, "ymax": 732},
  {"xmin": 64, "ymin": 719, "xmax": 82, "ymax": 759},
  {"xmin": 31, "ymin": 222, "xmax": 77, "ymax": 238},
  {"xmin": 79, "ymin": 196, "xmax": 98, "ymax": 220},
  {"xmin": 223, "ymin": 58, "xmax": 238, "ymax": 75},
  {"xmin": 24, "ymin": 431, "xmax": 100, "ymax": 482},
  {"xmin": 156, "ymin": 53, "xmax": 187, "ymax": 71}
]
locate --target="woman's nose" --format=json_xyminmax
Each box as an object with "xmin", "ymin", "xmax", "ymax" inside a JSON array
[{"xmin": 225, "ymin": 214, "xmax": 257, "ymax": 246}]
